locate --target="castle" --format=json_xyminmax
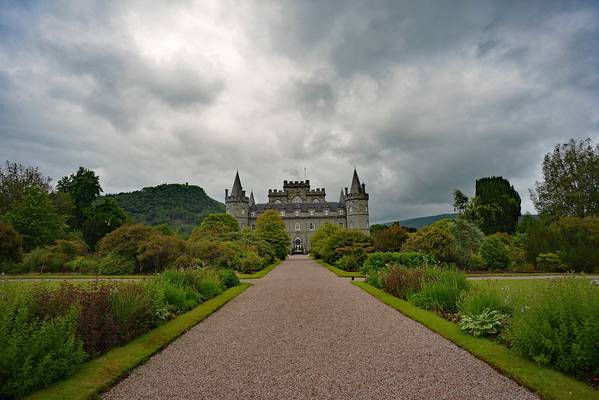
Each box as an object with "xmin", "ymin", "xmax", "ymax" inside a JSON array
[{"xmin": 225, "ymin": 169, "xmax": 370, "ymax": 254}]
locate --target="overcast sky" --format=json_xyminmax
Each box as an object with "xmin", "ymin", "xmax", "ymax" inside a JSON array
[{"xmin": 1, "ymin": 1, "xmax": 598, "ymax": 223}]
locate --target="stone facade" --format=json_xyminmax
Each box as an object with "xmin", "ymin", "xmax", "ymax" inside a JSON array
[{"xmin": 225, "ymin": 170, "xmax": 370, "ymax": 254}]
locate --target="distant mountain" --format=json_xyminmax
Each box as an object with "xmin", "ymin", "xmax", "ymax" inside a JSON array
[
  {"xmin": 385, "ymin": 213, "xmax": 458, "ymax": 229},
  {"xmin": 105, "ymin": 183, "xmax": 225, "ymax": 235}
]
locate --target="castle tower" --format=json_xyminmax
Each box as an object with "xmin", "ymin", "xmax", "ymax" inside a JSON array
[
  {"xmin": 225, "ymin": 171, "xmax": 249, "ymax": 229},
  {"xmin": 345, "ymin": 168, "xmax": 370, "ymax": 234}
]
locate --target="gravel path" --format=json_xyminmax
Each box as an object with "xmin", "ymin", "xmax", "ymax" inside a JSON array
[{"xmin": 103, "ymin": 256, "xmax": 538, "ymax": 400}]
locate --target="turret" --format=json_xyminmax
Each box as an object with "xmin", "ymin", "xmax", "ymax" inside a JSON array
[
  {"xmin": 345, "ymin": 168, "xmax": 369, "ymax": 234},
  {"xmin": 225, "ymin": 171, "xmax": 250, "ymax": 229}
]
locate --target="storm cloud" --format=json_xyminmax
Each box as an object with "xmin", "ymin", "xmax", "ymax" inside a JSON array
[{"xmin": 1, "ymin": 0, "xmax": 598, "ymax": 222}]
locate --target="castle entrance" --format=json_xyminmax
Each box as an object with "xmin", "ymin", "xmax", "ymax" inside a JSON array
[{"xmin": 293, "ymin": 238, "xmax": 303, "ymax": 253}]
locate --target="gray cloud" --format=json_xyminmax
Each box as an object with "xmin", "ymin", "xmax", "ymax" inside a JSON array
[{"xmin": 1, "ymin": 0, "xmax": 598, "ymax": 223}]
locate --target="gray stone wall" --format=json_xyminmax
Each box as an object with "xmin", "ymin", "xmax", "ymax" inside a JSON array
[{"xmin": 346, "ymin": 199, "xmax": 370, "ymax": 235}]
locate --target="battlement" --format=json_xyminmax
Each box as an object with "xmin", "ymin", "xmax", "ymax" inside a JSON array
[
  {"xmin": 307, "ymin": 188, "xmax": 325, "ymax": 194},
  {"xmin": 268, "ymin": 189, "xmax": 287, "ymax": 195},
  {"xmin": 283, "ymin": 180, "xmax": 310, "ymax": 189}
]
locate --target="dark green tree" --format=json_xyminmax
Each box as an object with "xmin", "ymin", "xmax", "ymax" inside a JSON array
[
  {"xmin": 190, "ymin": 213, "xmax": 240, "ymax": 241},
  {"xmin": 1, "ymin": 188, "xmax": 66, "ymax": 250},
  {"xmin": 0, "ymin": 222, "xmax": 23, "ymax": 263},
  {"xmin": 81, "ymin": 199, "xmax": 127, "ymax": 248},
  {"xmin": 57, "ymin": 167, "xmax": 102, "ymax": 228},
  {"xmin": 532, "ymin": 138, "xmax": 599, "ymax": 218},
  {"xmin": 474, "ymin": 177, "xmax": 521, "ymax": 234},
  {"xmin": 0, "ymin": 161, "xmax": 52, "ymax": 213}
]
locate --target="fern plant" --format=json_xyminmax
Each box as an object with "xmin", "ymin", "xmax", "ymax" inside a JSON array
[{"xmin": 459, "ymin": 308, "xmax": 508, "ymax": 337}]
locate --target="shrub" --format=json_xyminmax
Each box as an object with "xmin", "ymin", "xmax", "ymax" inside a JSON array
[
  {"xmin": 171, "ymin": 254, "xmax": 200, "ymax": 269},
  {"xmin": 409, "ymin": 267, "xmax": 469, "ymax": 313},
  {"xmin": 96, "ymin": 223, "xmax": 158, "ymax": 258},
  {"xmin": 310, "ymin": 223, "xmax": 343, "ymax": 259},
  {"xmin": 136, "ymin": 234, "xmax": 187, "ymax": 273},
  {"xmin": 189, "ymin": 238, "xmax": 240, "ymax": 269},
  {"xmin": 0, "ymin": 223, "xmax": 23, "ymax": 263},
  {"xmin": 458, "ymin": 286, "xmax": 512, "ymax": 316},
  {"xmin": 459, "ymin": 309, "xmax": 509, "ymax": 337},
  {"xmin": 361, "ymin": 251, "xmax": 437, "ymax": 275},
  {"xmin": 335, "ymin": 252, "xmax": 366, "ymax": 272},
  {"xmin": 371, "ymin": 224, "xmax": 409, "ymax": 252},
  {"xmin": 535, "ymin": 253, "xmax": 566, "ymax": 272},
  {"xmin": 97, "ymin": 252, "xmax": 136, "ymax": 275},
  {"xmin": 449, "ymin": 218, "xmax": 485, "ymax": 266},
  {"xmin": 479, "ymin": 234, "xmax": 511, "ymax": 269},
  {"xmin": 507, "ymin": 278, "xmax": 599, "ymax": 374},
  {"xmin": 238, "ymin": 230, "xmax": 276, "ymax": 264},
  {"xmin": 65, "ymin": 256, "xmax": 99, "ymax": 273},
  {"xmin": 238, "ymin": 248, "xmax": 265, "ymax": 273},
  {"xmin": 402, "ymin": 226, "xmax": 457, "ymax": 263},
  {"xmin": 382, "ymin": 265, "xmax": 424, "ymax": 299},
  {"xmin": 218, "ymin": 269, "xmax": 240, "ymax": 289},
  {"xmin": 552, "ymin": 216, "xmax": 599, "ymax": 273},
  {"xmin": 0, "ymin": 288, "xmax": 86, "ymax": 398},
  {"xmin": 20, "ymin": 239, "xmax": 88, "ymax": 273}
]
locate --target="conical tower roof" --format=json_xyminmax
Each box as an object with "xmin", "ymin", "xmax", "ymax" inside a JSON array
[
  {"xmin": 350, "ymin": 168, "xmax": 362, "ymax": 194},
  {"xmin": 339, "ymin": 189, "xmax": 345, "ymax": 205},
  {"xmin": 249, "ymin": 190, "xmax": 256, "ymax": 207},
  {"xmin": 231, "ymin": 171, "xmax": 243, "ymax": 197}
]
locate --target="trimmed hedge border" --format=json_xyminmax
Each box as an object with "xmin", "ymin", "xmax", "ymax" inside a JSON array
[
  {"xmin": 25, "ymin": 283, "xmax": 252, "ymax": 400},
  {"xmin": 352, "ymin": 281, "xmax": 598, "ymax": 400},
  {"xmin": 237, "ymin": 259, "xmax": 282, "ymax": 279},
  {"xmin": 314, "ymin": 259, "xmax": 365, "ymax": 278}
]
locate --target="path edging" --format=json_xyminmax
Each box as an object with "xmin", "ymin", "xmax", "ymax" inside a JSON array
[
  {"xmin": 352, "ymin": 281, "xmax": 598, "ymax": 400},
  {"xmin": 25, "ymin": 283, "xmax": 252, "ymax": 400}
]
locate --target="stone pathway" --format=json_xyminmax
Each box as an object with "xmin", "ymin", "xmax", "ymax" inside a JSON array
[{"xmin": 103, "ymin": 256, "xmax": 538, "ymax": 400}]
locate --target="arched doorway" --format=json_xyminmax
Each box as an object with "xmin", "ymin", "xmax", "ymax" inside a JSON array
[{"xmin": 293, "ymin": 237, "xmax": 303, "ymax": 253}]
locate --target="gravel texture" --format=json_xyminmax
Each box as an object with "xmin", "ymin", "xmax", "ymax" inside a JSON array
[{"xmin": 103, "ymin": 256, "xmax": 538, "ymax": 400}]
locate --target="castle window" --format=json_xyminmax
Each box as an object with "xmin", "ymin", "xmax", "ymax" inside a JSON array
[
  {"xmin": 309, "ymin": 209, "xmax": 314, "ymax": 216},
  {"xmin": 365, "ymin": 206, "xmax": 368, "ymax": 212},
  {"xmin": 274, "ymin": 200, "xmax": 282, "ymax": 204},
  {"xmin": 309, "ymin": 222, "xmax": 315, "ymax": 230},
  {"xmin": 251, "ymin": 212, "xmax": 256, "ymax": 217},
  {"xmin": 292, "ymin": 196, "xmax": 302, "ymax": 203},
  {"xmin": 241, "ymin": 209, "xmax": 245, "ymax": 214},
  {"xmin": 280, "ymin": 211, "xmax": 285, "ymax": 217},
  {"xmin": 339, "ymin": 209, "xmax": 344, "ymax": 215},
  {"xmin": 324, "ymin": 209, "xmax": 329, "ymax": 216},
  {"xmin": 312, "ymin": 199, "xmax": 319, "ymax": 203},
  {"xmin": 295, "ymin": 223, "xmax": 301, "ymax": 231},
  {"xmin": 294, "ymin": 210, "xmax": 300, "ymax": 216},
  {"xmin": 349, "ymin": 207, "xmax": 353, "ymax": 213}
]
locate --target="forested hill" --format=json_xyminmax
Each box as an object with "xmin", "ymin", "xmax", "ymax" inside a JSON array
[
  {"xmin": 105, "ymin": 183, "xmax": 225, "ymax": 235},
  {"xmin": 385, "ymin": 213, "xmax": 458, "ymax": 229}
]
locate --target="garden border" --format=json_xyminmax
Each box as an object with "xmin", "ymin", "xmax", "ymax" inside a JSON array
[
  {"xmin": 313, "ymin": 259, "xmax": 365, "ymax": 278},
  {"xmin": 352, "ymin": 281, "xmax": 598, "ymax": 400},
  {"xmin": 25, "ymin": 283, "xmax": 252, "ymax": 400},
  {"xmin": 237, "ymin": 259, "xmax": 282, "ymax": 279},
  {"xmin": 1, "ymin": 273, "xmax": 145, "ymax": 280}
]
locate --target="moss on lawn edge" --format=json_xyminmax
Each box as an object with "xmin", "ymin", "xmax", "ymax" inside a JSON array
[
  {"xmin": 25, "ymin": 283, "xmax": 252, "ymax": 400},
  {"xmin": 237, "ymin": 259, "xmax": 282, "ymax": 279},
  {"xmin": 313, "ymin": 259, "xmax": 365, "ymax": 278},
  {"xmin": 352, "ymin": 281, "xmax": 598, "ymax": 400}
]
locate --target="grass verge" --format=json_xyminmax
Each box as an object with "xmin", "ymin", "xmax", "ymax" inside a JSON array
[
  {"xmin": 237, "ymin": 259, "xmax": 282, "ymax": 279},
  {"xmin": 25, "ymin": 283, "xmax": 252, "ymax": 400},
  {"xmin": 314, "ymin": 259, "xmax": 365, "ymax": 278},
  {"xmin": 352, "ymin": 281, "xmax": 598, "ymax": 400}
]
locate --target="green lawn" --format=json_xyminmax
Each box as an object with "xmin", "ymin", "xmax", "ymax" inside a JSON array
[
  {"xmin": 25, "ymin": 283, "xmax": 252, "ymax": 400},
  {"xmin": 353, "ymin": 281, "xmax": 598, "ymax": 400},
  {"xmin": 237, "ymin": 259, "xmax": 282, "ymax": 279},
  {"xmin": 313, "ymin": 259, "xmax": 365, "ymax": 278},
  {"xmin": 470, "ymin": 277, "xmax": 596, "ymax": 292}
]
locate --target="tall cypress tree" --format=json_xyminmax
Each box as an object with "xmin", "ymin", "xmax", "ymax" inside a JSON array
[{"xmin": 473, "ymin": 176, "xmax": 521, "ymax": 234}]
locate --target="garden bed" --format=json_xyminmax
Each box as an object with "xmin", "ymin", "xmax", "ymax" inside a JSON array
[
  {"xmin": 25, "ymin": 283, "xmax": 251, "ymax": 400},
  {"xmin": 314, "ymin": 259, "xmax": 365, "ymax": 278},
  {"xmin": 353, "ymin": 281, "xmax": 599, "ymax": 400}
]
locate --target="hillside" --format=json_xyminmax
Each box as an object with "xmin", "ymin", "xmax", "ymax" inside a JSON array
[
  {"xmin": 385, "ymin": 213, "xmax": 457, "ymax": 229},
  {"xmin": 105, "ymin": 183, "xmax": 225, "ymax": 235}
]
